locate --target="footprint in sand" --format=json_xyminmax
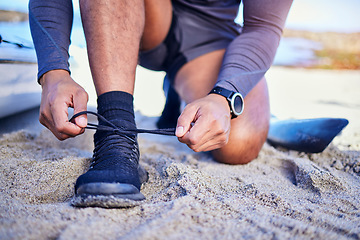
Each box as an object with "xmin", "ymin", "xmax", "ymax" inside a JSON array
[{"xmin": 283, "ymin": 158, "xmax": 346, "ymax": 194}]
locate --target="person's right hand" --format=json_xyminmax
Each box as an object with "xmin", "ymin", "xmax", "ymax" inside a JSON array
[{"xmin": 39, "ymin": 69, "xmax": 89, "ymax": 140}]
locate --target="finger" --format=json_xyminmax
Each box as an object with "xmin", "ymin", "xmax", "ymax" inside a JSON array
[
  {"xmin": 175, "ymin": 104, "xmax": 198, "ymax": 138},
  {"xmin": 51, "ymin": 100, "xmax": 83, "ymax": 137},
  {"xmin": 54, "ymin": 132, "xmax": 73, "ymax": 141},
  {"xmin": 180, "ymin": 116, "xmax": 230, "ymax": 152},
  {"xmin": 40, "ymin": 113, "xmax": 73, "ymax": 140},
  {"xmin": 202, "ymin": 122, "xmax": 230, "ymax": 151},
  {"xmin": 187, "ymin": 114, "xmax": 211, "ymax": 142},
  {"xmin": 178, "ymin": 109, "xmax": 214, "ymax": 144},
  {"xmin": 73, "ymin": 89, "xmax": 88, "ymax": 128},
  {"xmin": 178, "ymin": 117, "xmax": 209, "ymax": 146},
  {"xmin": 192, "ymin": 132, "xmax": 229, "ymax": 152},
  {"xmin": 181, "ymin": 128, "xmax": 214, "ymax": 152},
  {"xmin": 39, "ymin": 98, "xmax": 75, "ymax": 140}
]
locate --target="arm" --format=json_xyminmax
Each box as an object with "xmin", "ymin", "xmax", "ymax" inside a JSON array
[
  {"xmin": 29, "ymin": 0, "xmax": 73, "ymax": 80},
  {"xmin": 215, "ymin": 0, "xmax": 293, "ymax": 97},
  {"xmin": 29, "ymin": 0, "xmax": 88, "ymax": 140},
  {"xmin": 176, "ymin": 0, "xmax": 292, "ymax": 152}
]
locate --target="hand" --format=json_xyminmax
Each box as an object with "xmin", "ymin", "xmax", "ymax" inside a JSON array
[
  {"xmin": 175, "ymin": 94, "xmax": 231, "ymax": 152},
  {"xmin": 39, "ymin": 69, "xmax": 89, "ymax": 140}
]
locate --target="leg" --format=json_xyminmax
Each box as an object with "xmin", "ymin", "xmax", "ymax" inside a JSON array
[
  {"xmin": 141, "ymin": 0, "xmax": 172, "ymax": 51},
  {"xmin": 174, "ymin": 49, "xmax": 270, "ymax": 165},
  {"xmin": 79, "ymin": 0, "xmax": 144, "ymax": 95},
  {"xmin": 74, "ymin": 0, "xmax": 173, "ymax": 208},
  {"xmin": 79, "ymin": 0, "xmax": 172, "ymax": 96}
]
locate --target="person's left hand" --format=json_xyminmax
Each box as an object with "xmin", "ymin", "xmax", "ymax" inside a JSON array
[{"xmin": 175, "ymin": 94, "xmax": 231, "ymax": 152}]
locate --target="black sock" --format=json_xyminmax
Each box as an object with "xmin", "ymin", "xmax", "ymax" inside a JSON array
[
  {"xmin": 94, "ymin": 91, "xmax": 137, "ymax": 143},
  {"xmin": 94, "ymin": 91, "xmax": 139, "ymax": 177}
]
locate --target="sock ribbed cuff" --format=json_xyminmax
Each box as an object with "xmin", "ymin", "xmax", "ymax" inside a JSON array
[{"xmin": 97, "ymin": 91, "xmax": 135, "ymax": 123}]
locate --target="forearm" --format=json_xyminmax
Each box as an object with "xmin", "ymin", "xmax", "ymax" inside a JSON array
[
  {"xmin": 215, "ymin": 0, "xmax": 293, "ymax": 97},
  {"xmin": 29, "ymin": 0, "xmax": 73, "ymax": 81}
]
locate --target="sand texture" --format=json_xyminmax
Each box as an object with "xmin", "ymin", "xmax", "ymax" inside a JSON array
[
  {"xmin": 0, "ymin": 120, "xmax": 359, "ymax": 239},
  {"xmin": 1, "ymin": 67, "xmax": 360, "ymax": 239}
]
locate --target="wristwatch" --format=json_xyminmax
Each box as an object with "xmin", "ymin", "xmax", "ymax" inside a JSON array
[{"xmin": 209, "ymin": 86, "xmax": 244, "ymax": 118}]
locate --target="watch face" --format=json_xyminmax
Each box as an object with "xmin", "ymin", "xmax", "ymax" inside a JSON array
[
  {"xmin": 232, "ymin": 93, "xmax": 244, "ymax": 115},
  {"xmin": 210, "ymin": 87, "xmax": 244, "ymax": 117}
]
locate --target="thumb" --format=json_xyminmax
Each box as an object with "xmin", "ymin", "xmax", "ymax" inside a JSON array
[
  {"xmin": 73, "ymin": 90, "xmax": 88, "ymax": 128},
  {"xmin": 176, "ymin": 104, "xmax": 197, "ymax": 137}
]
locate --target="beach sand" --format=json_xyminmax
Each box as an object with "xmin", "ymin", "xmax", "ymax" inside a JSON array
[{"xmin": 0, "ymin": 67, "xmax": 359, "ymax": 239}]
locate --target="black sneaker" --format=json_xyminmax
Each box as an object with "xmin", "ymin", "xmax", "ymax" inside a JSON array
[{"xmin": 71, "ymin": 119, "xmax": 148, "ymax": 208}]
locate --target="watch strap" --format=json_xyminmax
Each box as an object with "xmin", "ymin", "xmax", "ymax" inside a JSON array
[{"xmin": 209, "ymin": 87, "xmax": 233, "ymax": 100}]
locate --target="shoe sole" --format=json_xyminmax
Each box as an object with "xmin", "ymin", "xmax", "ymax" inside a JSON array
[{"xmin": 71, "ymin": 182, "xmax": 145, "ymax": 208}]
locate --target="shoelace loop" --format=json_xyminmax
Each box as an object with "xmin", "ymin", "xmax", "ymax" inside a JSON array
[{"xmin": 69, "ymin": 111, "xmax": 176, "ymax": 136}]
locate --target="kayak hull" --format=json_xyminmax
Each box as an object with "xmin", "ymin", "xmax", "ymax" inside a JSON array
[
  {"xmin": 267, "ymin": 118, "xmax": 349, "ymax": 153},
  {"xmin": 0, "ymin": 39, "xmax": 40, "ymax": 119}
]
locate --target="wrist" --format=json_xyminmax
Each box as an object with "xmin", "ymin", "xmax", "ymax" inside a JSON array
[
  {"xmin": 40, "ymin": 69, "xmax": 70, "ymax": 86},
  {"xmin": 209, "ymin": 86, "xmax": 244, "ymax": 118},
  {"xmin": 207, "ymin": 93, "xmax": 231, "ymax": 115}
]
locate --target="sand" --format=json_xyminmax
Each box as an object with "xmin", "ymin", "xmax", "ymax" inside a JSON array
[{"xmin": 1, "ymin": 67, "xmax": 360, "ymax": 240}]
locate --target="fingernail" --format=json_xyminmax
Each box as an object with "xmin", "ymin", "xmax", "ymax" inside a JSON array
[
  {"xmin": 77, "ymin": 116, "xmax": 87, "ymax": 127},
  {"xmin": 175, "ymin": 126, "xmax": 184, "ymax": 136}
]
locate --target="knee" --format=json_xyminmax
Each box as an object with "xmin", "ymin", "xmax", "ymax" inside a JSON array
[
  {"xmin": 211, "ymin": 124, "xmax": 269, "ymax": 165},
  {"xmin": 211, "ymin": 77, "xmax": 270, "ymax": 165},
  {"xmin": 211, "ymin": 140, "xmax": 264, "ymax": 165}
]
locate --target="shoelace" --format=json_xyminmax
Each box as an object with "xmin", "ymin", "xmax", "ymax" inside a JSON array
[
  {"xmin": 69, "ymin": 111, "xmax": 176, "ymax": 136},
  {"xmin": 69, "ymin": 111, "xmax": 175, "ymax": 169}
]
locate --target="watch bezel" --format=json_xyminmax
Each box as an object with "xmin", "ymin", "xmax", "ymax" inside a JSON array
[{"xmin": 229, "ymin": 92, "xmax": 244, "ymax": 116}]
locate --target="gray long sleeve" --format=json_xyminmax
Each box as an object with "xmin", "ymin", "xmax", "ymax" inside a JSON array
[
  {"xmin": 215, "ymin": 0, "xmax": 293, "ymax": 97},
  {"xmin": 29, "ymin": 0, "xmax": 73, "ymax": 80}
]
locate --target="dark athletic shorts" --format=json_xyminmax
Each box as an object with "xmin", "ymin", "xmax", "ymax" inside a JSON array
[{"xmin": 138, "ymin": 1, "xmax": 241, "ymax": 83}]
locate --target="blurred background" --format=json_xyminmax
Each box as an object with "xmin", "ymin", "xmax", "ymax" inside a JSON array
[
  {"xmin": 2, "ymin": 0, "xmax": 359, "ymax": 67},
  {"xmin": 0, "ymin": 0, "xmax": 359, "ymax": 120}
]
